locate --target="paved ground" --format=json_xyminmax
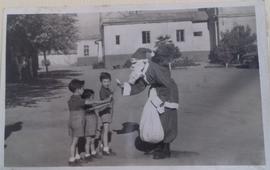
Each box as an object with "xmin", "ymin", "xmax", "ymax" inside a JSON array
[{"xmin": 4, "ymin": 66, "xmax": 265, "ymax": 166}]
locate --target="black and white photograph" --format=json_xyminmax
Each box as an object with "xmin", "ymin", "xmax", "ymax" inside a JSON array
[{"xmin": 2, "ymin": 3, "xmax": 269, "ymax": 168}]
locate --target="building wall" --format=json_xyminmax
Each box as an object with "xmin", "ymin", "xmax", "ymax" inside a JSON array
[
  {"xmin": 76, "ymin": 39, "xmax": 100, "ymax": 66},
  {"xmin": 103, "ymin": 21, "xmax": 210, "ymax": 56},
  {"xmin": 191, "ymin": 22, "xmax": 211, "ymax": 51},
  {"xmin": 77, "ymin": 40, "xmax": 98, "ymax": 57},
  {"xmin": 38, "ymin": 54, "xmax": 78, "ymax": 66}
]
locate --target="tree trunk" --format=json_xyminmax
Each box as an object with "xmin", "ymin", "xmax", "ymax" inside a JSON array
[
  {"xmin": 14, "ymin": 57, "xmax": 23, "ymax": 81},
  {"xmin": 31, "ymin": 50, "xmax": 39, "ymax": 79},
  {"xmin": 43, "ymin": 51, "xmax": 49, "ymax": 73}
]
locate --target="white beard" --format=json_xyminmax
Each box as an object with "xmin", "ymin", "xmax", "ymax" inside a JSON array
[{"xmin": 128, "ymin": 59, "xmax": 148, "ymax": 84}]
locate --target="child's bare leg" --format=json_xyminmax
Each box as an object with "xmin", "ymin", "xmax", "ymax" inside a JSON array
[
  {"xmin": 75, "ymin": 145, "xmax": 80, "ymax": 160},
  {"xmin": 85, "ymin": 137, "xmax": 91, "ymax": 157},
  {"xmin": 102, "ymin": 123, "xmax": 110, "ymax": 152},
  {"xmin": 69, "ymin": 137, "xmax": 79, "ymax": 161},
  {"xmin": 90, "ymin": 137, "xmax": 96, "ymax": 155}
]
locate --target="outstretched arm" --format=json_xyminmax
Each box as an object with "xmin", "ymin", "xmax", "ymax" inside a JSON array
[
  {"xmin": 117, "ymin": 78, "xmax": 147, "ymax": 96},
  {"xmin": 86, "ymin": 103, "xmax": 111, "ymax": 111},
  {"xmin": 85, "ymin": 97, "xmax": 112, "ymax": 105}
]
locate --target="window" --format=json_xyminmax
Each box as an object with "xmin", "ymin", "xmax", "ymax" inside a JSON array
[
  {"xmin": 176, "ymin": 30, "xmax": 185, "ymax": 42},
  {"xmin": 84, "ymin": 45, "xmax": 89, "ymax": 56},
  {"xmin": 193, "ymin": 31, "xmax": 203, "ymax": 36},
  {"xmin": 116, "ymin": 35, "xmax": 120, "ymax": 45},
  {"xmin": 142, "ymin": 31, "xmax": 151, "ymax": 44}
]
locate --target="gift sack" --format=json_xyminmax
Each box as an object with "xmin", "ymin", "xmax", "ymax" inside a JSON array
[{"xmin": 139, "ymin": 96, "xmax": 164, "ymax": 143}]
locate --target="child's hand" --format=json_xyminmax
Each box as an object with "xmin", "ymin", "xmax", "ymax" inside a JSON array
[
  {"xmin": 116, "ymin": 79, "xmax": 124, "ymax": 88},
  {"xmin": 109, "ymin": 95, "xmax": 113, "ymax": 101}
]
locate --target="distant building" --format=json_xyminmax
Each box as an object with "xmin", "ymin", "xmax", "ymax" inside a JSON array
[
  {"xmin": 101, "ymin": 10, "xmax": 211, "ymax": 68},
  {"xmin": 76, "ymin": 35, "xmax": 102, "ymax": 66},
  {"xmin": 75, "ymin": 7, "xmax": 256, "ymax": 68}
]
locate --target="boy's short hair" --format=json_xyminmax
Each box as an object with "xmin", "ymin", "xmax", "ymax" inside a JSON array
[
  {"xmin": 68, "ymin": 79, "xmax": 85, "ymax": 93},
  {"xmin": 99, "ymin": 72, "xmax": 111, "ymax": 82},
  {"xmin": 81, "ymin": 89, "xmax": 95, "ymax": 99}
]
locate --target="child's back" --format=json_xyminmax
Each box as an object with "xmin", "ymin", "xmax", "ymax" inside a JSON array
[{"xmin": 68, "ymin": 94, "xmax": 85, "ymax": 138}]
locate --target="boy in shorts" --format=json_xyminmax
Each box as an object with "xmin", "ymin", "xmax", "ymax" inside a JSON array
[
  {"xmin": 81, "ymin": 89, "xmax": 111, "ymax": 160},
  {"xmin": 67, "ymin": 79, "xmax": 85, "ymax": 166},
  {"xmin": 98, "ymin": 72, "xmax": 114, "ymax": 155}
]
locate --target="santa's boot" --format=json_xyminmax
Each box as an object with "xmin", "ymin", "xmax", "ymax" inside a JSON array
[
  {"xmin": 144, "ymin": 141, "xmax": 163, "ymax": 155},
  {"xmin": 153, "ymin": 143, "xmax": 171, "ymax": 159}
]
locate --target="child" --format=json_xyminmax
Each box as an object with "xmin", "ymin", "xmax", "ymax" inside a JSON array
[
  {"xmin": 98, "ymin": 72, "xmax": 114, "ymax": 155},
  {"xmin": 67, "ymin": 79, "xmax": 85, "ymax": 166},
  {"xmin": 81, "ymin": 89, "xmax": 111, "ymax": 160}
]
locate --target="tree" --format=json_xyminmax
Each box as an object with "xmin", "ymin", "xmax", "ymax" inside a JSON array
[
  {"xmin": 33, "ymin": 14, "xmax": 78, "ymax": 73},
  {"xmin": 6, "ymin": 15, "xmax": 41, "ymax": 82},
  {"xmin": 6, "ymin": 14, "xmax": 78, "ymax": 82},
  {"xmin": 209, "ymin": 25, "xmax": 257, "ymax": 65},
  {"xmin": 211, "ymin": 43, "xmax": 234, "ymax": 68},
  {"xmin": 155, "ymin": 35, "xmax": 173, "ymax": 47},
  {"xmin": 152, "ymin": 35, "xmax": 182, "ymax": 67}
]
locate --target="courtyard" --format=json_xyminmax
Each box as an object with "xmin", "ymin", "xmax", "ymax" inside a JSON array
[{"xmin": 4, "ymin": 65, "xmax": 265, "ymax": 166}]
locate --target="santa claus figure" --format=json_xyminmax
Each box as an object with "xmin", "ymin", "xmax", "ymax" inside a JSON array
[{"xmin": 117, "ymin": 46, "xmax": 179, "ymax": 159}]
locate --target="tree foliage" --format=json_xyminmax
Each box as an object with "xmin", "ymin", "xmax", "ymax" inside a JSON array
[
  {"xmin": 209, "ymin": 25, "xmax": 257, "ymax": 65},
  {"xmin": 6, "ymin": 14, "xmax": 78, "ymax": 81},
  {"xmin": 152, "ymin": 35, "xmax": 182, "ymax": 66}
]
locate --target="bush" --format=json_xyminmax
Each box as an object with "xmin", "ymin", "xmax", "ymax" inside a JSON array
[
  {"xmin": 171, "ymin": 57, "xmax": 199, "ymax": 68},
  {"xmin": 209, "ymin": 45, "xmax": 234, "ymax": 66},
  {"xmin": 209, "ymin": 25, "xmax": 257, "ymax": 65},
  {"xmin": 92, "ymin": 62, "xmax": 105, "ymax": 69},
  {"xmin": 123, "ymin": 59, "xmax": 132, "ymax": 68}
]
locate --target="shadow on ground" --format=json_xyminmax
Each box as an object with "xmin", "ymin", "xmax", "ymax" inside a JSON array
[
  {"xmin": 6, "ymin": 70, "xmax": 82, "ymax": 108},
  {"xmin": 5, "ymin": 121, "xmax": 23, "ymax": 148},
  {"xmin": 114, "ymin": 122, "xmax": 160, "ymax": 153},
  {"xmin": 171, "ymin": 150, "xmax": 200, "ymax": 157},
  {"xmin": 113, "ymin": 122, "xmax": 139, "ymax": 134}
]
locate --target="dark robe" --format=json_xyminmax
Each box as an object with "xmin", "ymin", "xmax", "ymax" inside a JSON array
[{"xmin": 123, "ymin": 60, "xmax": 179, "ymax": 143}]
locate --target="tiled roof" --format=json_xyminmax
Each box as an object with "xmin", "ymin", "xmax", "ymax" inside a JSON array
[
  {"xmin": 102, "ymin": 11, "xmax": 208, "ymax": 25},
  {"xmin": 78, "ymin": 34, "xmax": 101, "ymax": 41}
]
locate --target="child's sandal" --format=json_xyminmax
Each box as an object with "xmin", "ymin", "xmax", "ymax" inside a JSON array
[
  {"xmin": 68, "ymin": 160, "xmax": 81, "ymax": 166},
  {"xmin": 85, "ymin": 155, "xmax": 93, "ymax": 162}
]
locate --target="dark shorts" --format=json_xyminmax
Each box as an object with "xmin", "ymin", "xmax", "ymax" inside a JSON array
[
  {"xmin": 99, "ymin": 107, "xmax": 112, "ymax": 124},
  {"xmin": 69, "ymin": 112, "xmax": 85, "ymax": 137},
  {"xmin": 85, "ymin": 113, "xmax": 98, "ymax": 137}
]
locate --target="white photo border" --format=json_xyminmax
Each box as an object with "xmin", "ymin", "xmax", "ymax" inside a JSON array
[{"xmin": 0, "ymin": 0, "xmax": 269, "ymax": 169}]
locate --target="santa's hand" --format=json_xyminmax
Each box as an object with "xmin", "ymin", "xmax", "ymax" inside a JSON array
[{"xmin": 157, "ymin": 104, "xmax": 165, "ymax": 114}]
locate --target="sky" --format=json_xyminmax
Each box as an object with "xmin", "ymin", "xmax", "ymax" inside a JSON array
[
  {"xmin": 75, "ymin": 9, "xmax": 198, "ymax": 38},
  {"xmin": 76, "ymin": 13, "xmax": 100, "ymax": 38}
]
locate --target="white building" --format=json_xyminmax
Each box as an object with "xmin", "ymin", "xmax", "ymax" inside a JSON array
[
  {"xmin": 76, "ymin": 35, "xmax": 101, "ymax": 66},
  {"xmin": 38, "ymin": 35, "xmax": 101, "ymax": 67},
  {"xmin": 101, "ymin": 10, "xmax": 211, "ymax": 68}
]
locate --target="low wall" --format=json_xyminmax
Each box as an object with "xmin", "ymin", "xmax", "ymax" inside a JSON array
[
  {"xmin": 38, "ymin": 54, "xmax": 99, "ymax": 67},
  {"xmin": 77, "ymin": 57, "xmax": 98, "ymax": 66},
  {"xmin": 38, "ymin": 54, "xmax": 78, "ymax": 66}
]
